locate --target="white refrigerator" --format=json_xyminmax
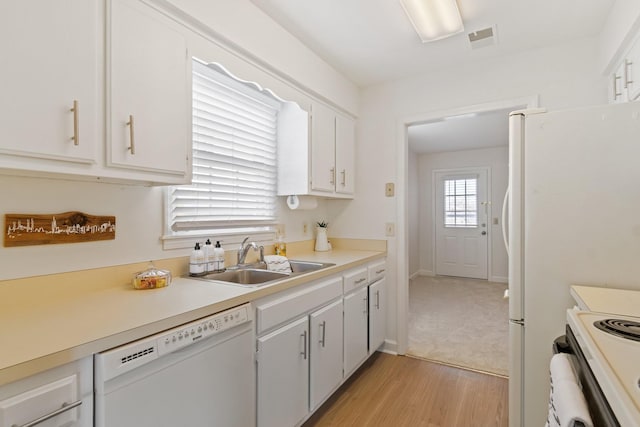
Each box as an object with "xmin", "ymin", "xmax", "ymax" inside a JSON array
[{"xmin": 507, "ymin": 102, "xmax": 640, "ymax": 426}]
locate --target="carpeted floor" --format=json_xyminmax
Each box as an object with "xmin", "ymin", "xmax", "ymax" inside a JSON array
[{"xmin": 408, "ymin": 275, "xmax": 509, "ymax": 377}]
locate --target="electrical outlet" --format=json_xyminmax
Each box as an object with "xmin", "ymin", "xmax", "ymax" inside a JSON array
[
  {"xmin": 385, "ymin": 183, "xmax": 395, "ymax": 197},
  {"xmin": 385, "ymin": 222, "xmax": 395, "ymax": 237},
  {"xmin": 277, "ymin": 224, "xmax": 285, "ymax": 236},
  {"xmin": 303, "ymin": 222, "xmax": 308, "ymax": 234}
]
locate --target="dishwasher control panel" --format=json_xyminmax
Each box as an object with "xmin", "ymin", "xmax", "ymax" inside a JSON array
[{"xmin": 156, "ymin": 303, "xmax": 251, "ymax": 356}]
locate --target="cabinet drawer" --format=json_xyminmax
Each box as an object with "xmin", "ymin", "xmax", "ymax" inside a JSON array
[
  {"xmin": 368, "ymin": 260, "xmax": 386, "ymax": 283},
  {"xmin": 256, "ymin": 277, "xmax": 342, "ymax": 334},
  {"xmin": 343, "ymin": 267, "xmax": 368, "ymax": 293}
]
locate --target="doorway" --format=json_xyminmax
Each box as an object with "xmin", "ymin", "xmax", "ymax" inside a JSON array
[{"xmin": 399, "ymin": 97, "xmax": 536, "ymax": 375}]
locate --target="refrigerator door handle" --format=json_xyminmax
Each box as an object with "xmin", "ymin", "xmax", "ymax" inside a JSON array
[{"xmin": 501, "ymin": 186, "xmax": 509, "ymax": 252}]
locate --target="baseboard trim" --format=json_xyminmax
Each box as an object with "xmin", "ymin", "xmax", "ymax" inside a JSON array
[
  {"xmin": 490, "ymin": 275, "xmax": 508, "ymax": 283},
  {"xmin": 381, "ymin": 339, "xmax": 398, "ymax": 355},
  {"xmin": 410, "ymin": 269, "xmax": 434, "ymax": 280}
]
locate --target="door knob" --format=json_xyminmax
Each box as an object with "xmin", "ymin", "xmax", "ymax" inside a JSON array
[{"xmin": 481, "ymin": 231, "xmax": 487, "ymax": 235}]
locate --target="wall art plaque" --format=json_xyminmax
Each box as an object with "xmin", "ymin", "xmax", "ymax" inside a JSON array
[{"xmin": 4, "ymin": 211, "xmax": 116, "ymax": 247}]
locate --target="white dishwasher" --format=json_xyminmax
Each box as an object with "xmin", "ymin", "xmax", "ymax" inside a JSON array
[{"xmin": 95, "ymin": 303, "xmax": 255, "ymax": 427}]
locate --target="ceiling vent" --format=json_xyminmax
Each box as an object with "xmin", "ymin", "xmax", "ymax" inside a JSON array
[{"xmin": 468, "ymin": 25, "xmax": 497, "ymax": 50}]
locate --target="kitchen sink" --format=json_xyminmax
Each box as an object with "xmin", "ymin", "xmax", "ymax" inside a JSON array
[
  {"xmin": 196, "ymin": 269, "xmax": 289, "ymax": 286},
  {"xmin": 190, "ymin": 260, "xmax": 336, "ymax": 287},
  {"xmin": 288, "ymin": 260, "xmax": 336, "ymax": 274}
]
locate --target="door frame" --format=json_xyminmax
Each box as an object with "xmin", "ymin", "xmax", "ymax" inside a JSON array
[
  {"xmin": 395, "ymin": 95, "xmax": 538, "ymax": 355},
  {"xmin": 432, "ymin": 167, "xmax": 492, "ymax": 280}
]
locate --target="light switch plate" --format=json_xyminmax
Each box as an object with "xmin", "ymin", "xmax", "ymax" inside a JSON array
[{"xmin": 385, "ymin": 183, "xmax": 395, "ymax": 197}]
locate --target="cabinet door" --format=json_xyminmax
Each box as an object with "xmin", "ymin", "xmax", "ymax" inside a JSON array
[
  {"xmin": 343, "ymin": 287, "xmax": 369, "ymax": 376},
  {"xmin": 108, "ymin": 0, "xmax": 191, "ymax": 181},
  {"xmin": 625, "ymin": 39, "xmax": 640, "ymax": 101},
  {"xmin": 610, "ymin": 64, "xmax": 625, "ymax": 104},
  {"xmin": 369, "ymin": 278, "xmax": 386, "ymax": 353},
  {"xmin": 310, "ymin": 102, "xmax": 336, "ymax": 192},
  {"xmin": 0, "ymin": 1, "xmax": 98, "ymax": 164},
  {"xmin": 257, "ymin": 317, "xmax": 309, "ymax": 427},
  {"xmin": 335, "ymin": 115, "xmax": 355, "ymax": 195},
  {"xmin": 310, "ymin": 299, "xmax": 343, "ymax": 410}
]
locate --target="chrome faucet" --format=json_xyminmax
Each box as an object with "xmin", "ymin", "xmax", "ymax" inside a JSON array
[{"xmin": 237, "ymin": 237, "xmax": 264, "ymax": 265}]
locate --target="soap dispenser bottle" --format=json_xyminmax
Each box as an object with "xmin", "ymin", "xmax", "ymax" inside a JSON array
[
  {"xmin": 189, "ymin": 242, "xmax": 206, "ymax": 276},
  {"xmin": 213, "ymin": 241, "xmax": 225, "ymax": 272},
  {"xmin": 204, "ymin": 239, "xmax": 214, "ymax": 273}
]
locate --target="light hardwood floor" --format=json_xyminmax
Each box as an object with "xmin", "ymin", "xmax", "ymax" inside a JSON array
[{"xmin": 303, "ymin": 352, "xmax": 508, "ymax": 427}]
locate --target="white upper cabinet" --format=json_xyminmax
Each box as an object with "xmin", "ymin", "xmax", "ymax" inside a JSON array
[
  {"xmin": 335, "ymin": 114, "xmax": 355, "ymax": 195},
  {"xmin": 624, "ymin": 38, "xmax": 640, "ymax": 102},
  {"xmin": 608, "ymin": 31, "xmax": 640, "ymax": 104},
  {"xmin": 277, "ymin": 101, "xmax": 355, "ymax": 198},
  {"xmin": 310, "ymin": 102, "xmax": 337, "ymax": 193},
  {"xmin": 0, "ymin": 1, "xmax": 99, "ymax": 166},
  {"xmin": 107, "ymin": 0, "xmax": 192, "ymax": 183}
]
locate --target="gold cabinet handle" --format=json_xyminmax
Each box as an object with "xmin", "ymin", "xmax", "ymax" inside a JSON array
[
  {"xmin": 625, "ymin": 59, "xmax": 634, "ymax": 88},
  {"xmin": 329, "ymin": 167, "xmax": 335, "ymax": 185},
  {"xmin": 341, "ymin": 169, "xmax": 346, "ymax": 186},
  {"xmin": 70, "ymin": 100, "xmax": 79, "ymax": 146},
  {"xmin": 127, "ymin": 115, "xmax": 136, "ymax": 155}
]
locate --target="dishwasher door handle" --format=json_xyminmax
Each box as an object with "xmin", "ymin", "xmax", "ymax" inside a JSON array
[{"xmin": 12, "ymin": 400, "xmax": 82, "ymax": 427}]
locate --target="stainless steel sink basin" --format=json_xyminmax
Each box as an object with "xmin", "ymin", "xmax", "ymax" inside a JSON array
[
  {"xmin": 288, "ymin": 260, "xmax": 336, "ymax": 274},
  {"xmin": 196, "ymin": 269, "xmax": 289, "ymax": 286},
  {"xmin": 189, "ymin": 260, "xmax": 335, "ymax": 287}
]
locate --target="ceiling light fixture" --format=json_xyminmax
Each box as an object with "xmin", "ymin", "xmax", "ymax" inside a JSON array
[{"xmin": 400, "ymin": 0, "xmax": 464, "ymax": 43}]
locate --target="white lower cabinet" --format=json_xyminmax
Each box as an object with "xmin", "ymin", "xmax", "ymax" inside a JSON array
[
  {"xmin": 343, "ymin": 286, "xmax": 369, "ymax": 377},
  {"xmin": 0, "ymin": 357, "xmax": 93, "ymax": 427},
  {"xmin": 256, "ymin": 260, "xmax": 386, "ymax": 426},
  {"xmin": 256, "ymin": 276, "xmax": 344, "ymax": 427},
  {"xmin": 368, "ymin": 277, "xmax": 386, "ymax": 352},
  {"xmin": 257, "ymin": 317, "xmax": 310, "ymax": 427},
  {"xmin": 309, "ymin": 299, "xmax": 344, "ymax": 410}
]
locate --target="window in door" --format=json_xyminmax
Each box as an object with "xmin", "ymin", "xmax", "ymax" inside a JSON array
[{"xmin": 444, "ymin": 177, "xmax": 478, "ymax": 228}]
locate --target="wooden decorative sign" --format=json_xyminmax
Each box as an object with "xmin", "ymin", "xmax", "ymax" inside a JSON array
[{"xmin": 4, "ymin": 211, "xmax": 116, "ymax": 247}]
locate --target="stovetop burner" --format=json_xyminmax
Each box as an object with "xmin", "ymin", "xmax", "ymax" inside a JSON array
[{"xmin": 593, "ymin": 318, "xmax": 640, "ymax": 342}]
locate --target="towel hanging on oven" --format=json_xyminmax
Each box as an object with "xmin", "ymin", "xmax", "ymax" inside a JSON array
[{"xmin": 546, "ymin": 353, "xmax": 593, "ymax": 427}]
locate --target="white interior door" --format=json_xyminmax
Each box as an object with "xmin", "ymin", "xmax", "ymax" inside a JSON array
[{"xmin": 435, "ymin": 170, "xmax": 488, "ymax": 279}]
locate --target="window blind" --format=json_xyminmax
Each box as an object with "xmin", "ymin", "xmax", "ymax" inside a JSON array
[{"xmin": 169, "ymin": 61, "xmax": 280, "ymax": 232}]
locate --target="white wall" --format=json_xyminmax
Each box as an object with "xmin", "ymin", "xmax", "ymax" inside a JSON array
[
  {"xmin": 416, "ymin": 147, "xmax": 508, "ymax": 282},
  {"xmin": 329, "ymin": 37, "xmax": 608, "ymax": 351}
]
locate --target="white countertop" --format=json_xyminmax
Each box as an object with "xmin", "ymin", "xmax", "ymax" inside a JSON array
[
  {"xmin": 570, "ymin": 285, "xmax": 640, "ymax": 318},
  {"xmin": 0, "ymin": 249, "xmax": 384, "ymax": 386}
]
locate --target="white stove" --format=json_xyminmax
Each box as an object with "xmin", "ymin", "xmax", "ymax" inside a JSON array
[{"xmin": 567, "ymin": 308, "xmax": 640, "ymax": 426}]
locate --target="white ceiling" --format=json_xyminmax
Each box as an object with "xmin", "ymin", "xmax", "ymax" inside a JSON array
[
  {"xmin": 251, "ymin": 0, "xmax": 615, "ymax": 153},
  {"xmin": 407, "ymin": 107, "xmax": 514, "ymax": 154},
  {"xmin": 251, "ymin": 0, "xmax": 615, "ymax": 88}
]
